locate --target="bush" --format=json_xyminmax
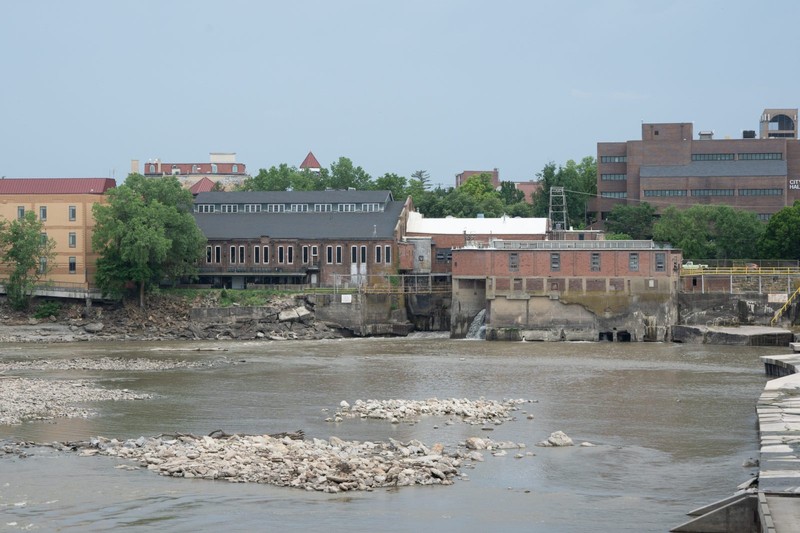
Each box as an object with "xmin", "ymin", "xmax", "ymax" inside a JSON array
[{"xmin": 34, "ymin": 300, "xmax": 60, "ymax": 319}]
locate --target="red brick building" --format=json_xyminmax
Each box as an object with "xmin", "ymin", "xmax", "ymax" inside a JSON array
[
  {"xmin": 140, "ymin": 153, "xmax": 248, "ymax": 191},
  {"xmin": 592, "ymin": 108, "xmax": 800, "ymax": 223}
]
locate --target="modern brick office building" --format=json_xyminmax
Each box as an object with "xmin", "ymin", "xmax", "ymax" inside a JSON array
[{"xmin": 592, "ymin": 108, "xmax": 800, "ymax": 223}]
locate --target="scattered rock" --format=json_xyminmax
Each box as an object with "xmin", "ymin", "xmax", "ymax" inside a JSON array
[{"xmin": 536, "ymin": 431, "xmax": 574, "ymax": 447}]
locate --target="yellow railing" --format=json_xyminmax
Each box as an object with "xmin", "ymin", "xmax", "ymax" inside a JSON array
[
  {"xmin": 771, "ymin": 285, "xmax": 800, "ymax": 326},
  {"xmin": 680, "ymin": 267, "xmax": 800, "ymax": 276}
]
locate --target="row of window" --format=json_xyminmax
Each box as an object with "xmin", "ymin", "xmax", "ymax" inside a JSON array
[
  {"xmin": 206, "ymin": 244, "xmax": 393, "ymax": 266},
  {"xmin": 149, "ymin": 163, "xmax": 239, "ymax": 174},
  {"xmin": 38, "ymin": 257, "xmax": 79, "ymax": 274},
  {"xmin": 40, "ymin": 232, "xmax": 78, "ymax": 248},
  {"xmin": 600, "ymin": 191, "xmax": 627, "ymax": 198},
  {"xmin": 196, "ymin": 203, "xmax": 383, "ymax": 214},
  {"xmin": 19, "ymin": 205, "xmax": 78, "ymax": 222},
  {"xmin": 643, "ymin": 188, "xmax": 783, "ymax": 197},
  {"xmin": 600, "ymin": 156, "xmax": 627, "ymax": 163},
  {"xmin": 508, "ymin": 252, "xmax": 666, "ymax": 273},
  {"xmin": 600, "ymin": 174, "xmax": 627, "ymax": 181},
  {"xmin": 692, "ymin": 153, "xmax": 783, "ymax": 161}
]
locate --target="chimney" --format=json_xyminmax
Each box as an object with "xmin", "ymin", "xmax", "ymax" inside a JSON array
[{"xmin": 130, "ymin": 159, "xmax": 139, "ymax": 174}]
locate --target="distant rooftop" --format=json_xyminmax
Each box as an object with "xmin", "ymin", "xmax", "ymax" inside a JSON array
[
  {"xmin": 0, "ymin": 178, "xmax": 116, "ymax": 195},
  {"xmin": 406, "ymin": 211, "xmax": 547, "ymax": 235}
]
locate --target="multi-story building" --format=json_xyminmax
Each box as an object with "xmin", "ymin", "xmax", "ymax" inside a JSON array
[
  {"xmin": 139, "ymin": 153, "xmax": 248, "ymax": 191},
  {"xmin": 455, "ymin": 168, "xmax": 500, "ymax": 188},
  {"xmin": 593, "ymin": 108, "xmax": 800, "ymax": 223},
  {"xmin": 0, "ymin": 178, "xmax": 116, "ymax": 290},
  {"xmin": 192, "ymin": 190, "xmax": 411, "ymax": 289}
]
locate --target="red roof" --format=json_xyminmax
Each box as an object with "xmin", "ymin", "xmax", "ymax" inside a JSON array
[
  {"xmin": 189, "ymin": 177, "xmax": 217, "ymax": 195},
  {"xmin": 299, "ymin": 151, "xmax": 321, "ymax": 170},
  {"xmin": 0, "ymin": 178, "xmax": 116, "ymax": 195}
]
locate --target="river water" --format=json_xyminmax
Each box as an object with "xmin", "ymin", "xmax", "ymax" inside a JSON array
[{"xmin": 0, "ymin": 336, "xmax": 784, "ymax": 532}]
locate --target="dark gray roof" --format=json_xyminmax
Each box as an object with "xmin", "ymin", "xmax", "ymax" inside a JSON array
[
  {"xmin": 640, "ymin": 160, "xmax": 787, "ymax": 178},
  {"xmin": 194, "ymin": 201, "xmax": 406, "ymax": 240},
  {"xmin": 194, "ymin": 190, "xmax": 394, "ymax": 204}
]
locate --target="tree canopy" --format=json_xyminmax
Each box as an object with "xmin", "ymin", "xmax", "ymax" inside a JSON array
[
  {"xmin": 759, "ymin": 201, "xmax": 800, "ymax": 260},
  {"xmin": 604, "ymin": 203, "xmax": 656, "ymax": 240},
  {"xmin": 652, "ymin": 205, "xmax": 764, "ymax": 260},
  {"xmin": 92, "ymin": 174, "xmax": 207, "ymax": 306},
  {"xmin": 0, "ymin": 211, "xmax": 56, "ymax": 310},
  {"xmin": 529, "ymin": 157, "xmax": 597, "ymax": 228}
]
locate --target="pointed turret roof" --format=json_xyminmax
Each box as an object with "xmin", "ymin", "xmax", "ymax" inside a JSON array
[
  {"xmin": 189, "ymin": 177, "xmax": 217, "ymax": 195},
  {"xmin": 299, "ymin": 151, "xmax": 321, "ymax": 170}
]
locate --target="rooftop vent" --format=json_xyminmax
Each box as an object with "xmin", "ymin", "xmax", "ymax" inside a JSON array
[
  {"xmin": 698, "ymin": 131, "xmax": 714, "ymax": 140},
  {"xmin": 743, "ymin": 130, "xmax": 756, "ymax": 138}
]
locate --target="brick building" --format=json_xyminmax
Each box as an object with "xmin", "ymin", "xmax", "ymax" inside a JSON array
[
  {"xmin": 139, "ymin": 153, "xmax": 248, "ymax": 191},
  {"xmin": 450, "ymin": 239, "xmax": 682, "ymax": 340},
  {"xmin": 192, "ymin": 190, "xmax": 411, "ymax": 289},
  {"xmin": 592, "ymin": 108, "xmax": 800, "ymax": 223},
  {"xmin": 0, "ymin": 178, "xmax": 116, "ymax": 290}
]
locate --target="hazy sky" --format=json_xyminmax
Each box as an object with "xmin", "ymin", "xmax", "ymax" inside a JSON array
[{"xmin": 1, "ymin": 1, "xmax": 797, "ymax": 187}]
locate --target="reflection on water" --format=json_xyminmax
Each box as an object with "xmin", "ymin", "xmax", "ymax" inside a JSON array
[{"xmin": 0, "ymin": 339, "xmax": 781, "ymax": 532}]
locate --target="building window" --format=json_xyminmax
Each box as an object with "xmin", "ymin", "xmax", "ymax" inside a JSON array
[
  {"xmin": 206, "ymin": 246, "xmax": 212, "ymax": 263},
  {"xmin": 590, "ymin": 252, "xmax": 601, "ymax": 272},
  {"xmin": 253, "ymin": 245, "xmax": 261, "ymax": 264},
  {"xmin": 691, "ymin": 153, "xmax": 734, "ymax": 161},
  {"xmin": 757, "ymin": 213, "xmax": 772, "ymax": 221},
  {"xmin": 302, "ymin": 246, "xmax": 309, "ymax": 264},
  {"xmin": 362, "ymin": 203, "xmax": 381, "ymax": 212},
  {"xmin": 287, "ymin": 246, "xmax": 293, "ymax": 264},
  {"xmin": 550, "ymin": 253, "xmax": 560, "ymax": 271},
  {"xmin": 375, "ymin": 245, "xmax": 382, "ymax": 264},
  {"xmin": 232, "ymin": 164, "xmax": 239, "ymax": 173},
  {"xmin": 39, "ymin": 206, "xmax": 47, "ymax": 221},
  {"xmin": 68, "ymin": 257, "xmax": 76, "ymax": 274},
  {"xmin": 314, "ymin": 204, "xmax": 332, "ymax": 212},
  {"xmin": 336, "ymin": 245, "xmax": 342, "ymax": 264},
  {"xmin": 738, "ymin": 189, "xmax": 783, "ymax": 196},
  {"xmin": 221, "ymin": 204, "xmax": 238, "ymax": 213},
  {"xmin": 196, "ymin": 204, "xmax": 215, "ymax": 213},
  {"xmin": 326, "ymin": 246, "xmax": 333, "ymax": 264},
  {"xmin": 244, "ymin": 204, "xmax": 262, "ymax": 213},
  {"xmin": 40, "ymin": 232, "xmax": 47, "ymax": 245},
  {"xmin": 629, "ymin": 252, "xmax": 639, "ymax": 272},
  {"xmin": 385, "ymin": 245, "xmax": 391, "ymax": 264},
  {"xmin": 238, "ymin": 246, "xmax": 245, "ymax": 264},
  {"xmin": 655, "ymin": 252, "xmax": 666, "ymax": 272},
  {"xmin": 435, "ymin": 248, "xmax": 453, "ymax": 263},
  {"xmin": 600, "ymin": 155, "xmax": 627, "ymax": 163},
  {"xmin": 311, "ymin": 246, "xmax": 318, "ymax": 261},
  {"xmin": 267, "ymin": 204, "xmax": 285, "ymax": 213},
  {"xmin": 69, "ymin": 232, "xmax": 77, "ymax": 248},
  {"xmin": 600, "ymin": 174, "xmax": 627, "ymax": 181},
  {"xmin": 691, "ymin": 189, "xmax": 734, "ymax": 196},
  {"xmin": 738, "ymin": 152, "xmax": 782, "ymax": 160},
  {"xmin": 191, "ymin": 164, "xmax": 199, "ymax": 173},
  {"xmin": 211, "ymin": 164, "xmax": 218, "ymax": 174},
  {"xmin": 360, "ymin": 246, "xmax": 367, "ymax": 264},
  {"xmin": 351, "ymin": 246, "xmax": 358, "ymax": 263},
  {"xmin": 69, "ymin": 205, "xmax": 77, "ymax": 221},
  {"xmin": 644, "ymin": 190, "xmax": 687, "ymax": 197},
  {"xmin": 229, "ymin": 246, "xmax": 236, "ymax": 264},
  {"xmin": 600, "ymin": 191, "xmax": 627, "ymax": 198},
  {"xmin": 290, "ymin": 204, "xmax": 308, "ymax": 212},
  {"xmin": 263, "ymin": 246, "xmax": 269, "ymax": 264},
  {"xmin": 39, "ymin": 257, "xmax": 47, "ymax": 274},
  {"xmin": 278, "ymin": 246, "xmax": 285, "ymax": 264},
  {"xmin": 339, "ymin": 203, "xmax": 356, "ymax": 212},
  {"xmin": 148, "ymin": 164, "xmax": 155, "ymax": 173},
  {"xmin": 17, "ymin": 206, "xmax": 24, "ymax": 220},
  {"xmin": 509, "ymin": 252, "xmax": 519, "ymax": 272},
  {"xmin": 214, "ymin": 246, "xmax": 221, "ymax": 263}
]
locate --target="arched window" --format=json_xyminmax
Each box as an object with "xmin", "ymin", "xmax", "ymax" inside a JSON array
[
  {"xmin": 232, "ymin": 164, "xmax": 239, "ymax": 173},
  {"xmin": 211, "ymin": 164, "xmax": 218, "ymax": 174},
  {"xmin": 148, "ymin": 164, "xmax": 155, "ymax": 173}
]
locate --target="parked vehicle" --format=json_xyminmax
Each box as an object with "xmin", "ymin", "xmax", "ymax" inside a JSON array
[{"xmin": 682, "ymin": 261, "xmax": 709, "ymax": 270}]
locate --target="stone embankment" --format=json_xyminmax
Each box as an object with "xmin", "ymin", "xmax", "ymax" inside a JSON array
[{"xmin": 0, "ymin": 294, "xmax": 344, "ymax": 343}]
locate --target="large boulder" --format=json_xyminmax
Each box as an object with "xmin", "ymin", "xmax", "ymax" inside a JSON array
[{"xmin": 536, "ymin": 431, "xmax": 574, "ymax": 447}]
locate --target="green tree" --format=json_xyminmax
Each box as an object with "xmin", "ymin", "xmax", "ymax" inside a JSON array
[
  {"xmin": 239, "ymin": 164, "xmax": 297, "ymax": 191},
  {"xmin": 653, "ymin": 205, "xmax": 763, "ymax": 260},
  {"xmin": 327, "ymin": 157, "xmax": 372, "ymax": 190},
  {"xmin": 604, "ymin": 203, "xmax": 656, "ymax": 240},
  {"xmin": 530, "ymin": 157, "xmax": 597, "ymax": 228},
  {"xmin": 759, "ymin": 201, "xmax": 800, "ymax": 259},
  {"xmin": 372, "ymin": 172, "xmax": 408, "ymax": 200},
  {"xmin": 498, "ymin": 181, "xmax": 524, "ymax": 205},
  {"xmin": 92, "ymin": 174, "xmax": 207, "ymax": 307},
  {"xmin": 0, "ymin": 211, "xmax": 56, "ymax": 310}
]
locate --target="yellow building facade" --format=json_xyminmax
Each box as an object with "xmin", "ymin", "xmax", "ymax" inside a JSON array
[{"xmin": 0, "ymin": 179, "xmax": 116, "ymax": 290}]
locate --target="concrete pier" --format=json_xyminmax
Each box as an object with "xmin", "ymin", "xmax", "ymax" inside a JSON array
[{"xmin": 673, "ymin": 354, "xmax": 800, "ymax": 532}]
